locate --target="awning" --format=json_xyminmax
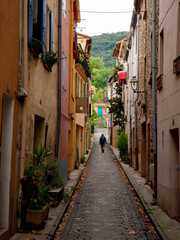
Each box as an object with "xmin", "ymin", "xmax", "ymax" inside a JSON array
[{"xmin": 117, "ymin": 71, "xmax": 127, "ymax": 85}]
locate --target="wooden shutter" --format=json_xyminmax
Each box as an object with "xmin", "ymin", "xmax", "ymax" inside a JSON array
[
  {"xmin": 49, "ymin": 11, "xmax": 53, "ymax": 52},
  {"xmin": 63, "ymin": 49, "xmax": 66, "ymax": 93},
  {"xmin": 41, "ymin": 0, "xmax": 47, "ymax": 44},
  {"xmin": 28, "ymin": 0, "xmax": 33, "ymax": 46}
]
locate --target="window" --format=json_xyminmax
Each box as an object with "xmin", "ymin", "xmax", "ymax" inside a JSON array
[
  {"xmin": 75, "ymin": 73, "xmax": 80, "ymax": 97},
  {"xmin": 84, "ymin": 83, "xmax": 88, "ymax": 98},
  {"xmin": 81, "ymin": 79, "xmax": 83, "ymax": 97},
  {"xmin": 160, "ymin": 29, "xmax": 164, "ymax": 75},
  {"xmin": 63, "ymin": 49, "xmax": 66, "ymax": 93},
  {"xmin": 28, "ymin": 0, "xmax": 47, "ymax": 46}
]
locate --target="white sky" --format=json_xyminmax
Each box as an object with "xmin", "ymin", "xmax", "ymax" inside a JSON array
[{"xmin": 77, "ymin": 0, "xmax": 134, "ymax": 36}]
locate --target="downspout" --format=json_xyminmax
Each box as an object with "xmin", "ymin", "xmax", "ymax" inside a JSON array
[
  {"xmin": 129, "ymin": 30, "xmax": 133, "ymax": 167},
  {"xmin": 134, "ymin": 13, "xmax": 139, "ymax": 170},
  {"xmin": 19, "ymin": 0, "xmax": 28, "ymax": 178},
  {"xmin": 55, "ymin": 0, "xmax": 62, "ymax": 158},
  {"xmin": 152, "ymin": 0, "xmax": 157, "ymax": 198}
]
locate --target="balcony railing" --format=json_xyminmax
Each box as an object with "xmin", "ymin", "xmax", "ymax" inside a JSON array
[
  {"xmin": 173, "ymin": 55, "xmax": 180, "ymax": 74},
  {"xmin": 76, "ymin": 44, "xmax": 91, "ymax": 77}
]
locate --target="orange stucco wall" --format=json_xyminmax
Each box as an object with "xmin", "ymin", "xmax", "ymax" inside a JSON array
[{"xmin": 0, "ymin": 0, "xmax": 19, "ymax": 238}]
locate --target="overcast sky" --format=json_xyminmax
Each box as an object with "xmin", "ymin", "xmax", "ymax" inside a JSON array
[{"xmin": 77, "ymin": 0, "xmax": 134, "ymax": 36}]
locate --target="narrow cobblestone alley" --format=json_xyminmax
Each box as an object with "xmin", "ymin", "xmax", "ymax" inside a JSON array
[{"xmin": 57, "ymin": 129, "xmax": 158, "ymax": 240}]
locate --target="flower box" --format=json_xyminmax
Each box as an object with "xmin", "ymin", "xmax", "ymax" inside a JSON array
[{"xmin": 48, "ymin": 187, "xmax": 64, "ymax": 207}]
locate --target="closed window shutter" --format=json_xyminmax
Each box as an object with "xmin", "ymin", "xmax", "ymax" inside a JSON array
[
  {"xmin": 63, "ymin": 49, "xmax": 66, "ymax": 93},
  {"xmin": 49, "ymin": 11, "xmax": 53, "ymax": 52},
  {"xmin": 28, "ymin": 0, "xmax": 33, "ymax": 46}
]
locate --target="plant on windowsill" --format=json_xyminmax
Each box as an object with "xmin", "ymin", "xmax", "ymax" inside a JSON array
[{"xmin": 40, "ymin": 43, "xmax": 59, "ymax": 71}]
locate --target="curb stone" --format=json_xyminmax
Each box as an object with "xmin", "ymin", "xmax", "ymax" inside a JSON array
[{"xmin": 110, "ymin": 145, "xmax": 168, "ymax": 240}]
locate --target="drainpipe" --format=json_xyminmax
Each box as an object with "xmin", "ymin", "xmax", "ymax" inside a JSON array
[
  {"xmin": 152, "ymin": 0, "xmax": 157, "ymax": 198},
  {"xmin": 55, "ymin": 0, "xmax": 62, "ymax": 158},
  {"xmin": 19, "ymin": 0, "xmax": 28, "ymax": 178},
  {"xmin": 134, "ymin": 13, "xmax": 140, "ymax": 170},
  {"xmin": 129, "ymin": 31, "xmax": 133, "ymax": 167}
]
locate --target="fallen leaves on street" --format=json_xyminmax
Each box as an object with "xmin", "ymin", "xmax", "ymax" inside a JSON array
[{"xmin": 113, "ymin": 158, "xmax": 160, "ymax": 240}]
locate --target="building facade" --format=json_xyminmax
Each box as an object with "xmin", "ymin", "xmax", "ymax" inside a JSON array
[
  {"xmin": 157, "ymin": 0, "xmax": 180, "ymax": 218},
  {"xmin": 0, "ymin": 1, "xmax": 19, "ymax": 239}
]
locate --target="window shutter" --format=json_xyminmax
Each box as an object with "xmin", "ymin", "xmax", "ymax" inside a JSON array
[
  {"xmin": 28, "ymin": 0, "xmax": 33, "ymax": 46},
  {"xmin": 41, "ymin": 0, "xmax": 47, "ymax": 44},
  {"xmin": 49, "ymin": 11, "xmax": 53, "ymax": 52},
  {"xmin": 63, "ymin": 49, "xmax": 66, "ymax": 93}
]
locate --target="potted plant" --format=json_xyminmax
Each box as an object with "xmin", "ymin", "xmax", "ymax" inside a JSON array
[
  {"xmin": 24, "ymin": 145, "xmax": 53, "ymax": 227},
  {"xmin": 40, "ymin": 43, "xmax": 59, "ymax": 71},
  {"xmin": 24, "ymin": 163, "xmax": 52, "ymax": 227}
]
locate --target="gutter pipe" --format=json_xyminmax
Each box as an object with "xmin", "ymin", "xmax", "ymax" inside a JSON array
[
  {"xmin": 134, "ymin": 13, "xmax": 140, "ymax": 170},
  {"xmin": 55, "ymin": 0, "xmax": 62, "ymax": 158},
  {"xmin": 152, "ymin": 0, "xmax": 157, "ymax": 198},
  {"xmin": 129, "ymin": 31, "xmax": 133, "ymax": 166}
]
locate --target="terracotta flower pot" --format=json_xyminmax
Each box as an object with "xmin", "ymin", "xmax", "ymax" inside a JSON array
[{"xmin": 26, "ymin": 205, "xmax": 49, "ymax": 226}]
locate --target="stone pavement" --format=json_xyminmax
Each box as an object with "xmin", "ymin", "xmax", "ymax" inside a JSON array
[
  {"xmin": 111, "ymin": 146, "xmax": 180, "ymax": 240},
  {"xmin": 10, "ymin": 147, "xmax": 93, "ymax": 240},
  {"xmin": 57, "ymin": 129, "xmax": 159, "ymax": 240}
]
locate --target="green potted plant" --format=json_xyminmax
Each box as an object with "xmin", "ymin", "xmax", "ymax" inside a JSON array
[
  {"xmin": 24, "ymin": 145, "xmax": 53, "ymax": 227},
  {"xmin": 40, "ymin": 43, "xmax": 59, "ymax": 71},
  {"xmin": 24, "ymin": 163, "xmax": 52, "ymax": 227}
]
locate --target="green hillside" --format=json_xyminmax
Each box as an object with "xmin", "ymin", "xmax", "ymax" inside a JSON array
[{"xmin": 91, "ymin": 31, "xmax": 128, "ymax": 69}]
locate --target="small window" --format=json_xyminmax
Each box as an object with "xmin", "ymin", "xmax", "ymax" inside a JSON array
[
  {"xmin": 160, "ymin": 29, "xmax": 164, "ymax": 75},
  {"xmin": 75, "ymin": 73, "xmax": 80, "ymax": 97},
  {"xmin": 84, "ymin": 83, "xmax": 88, "ymax": 98},
  {"xmin": 63, "ymin": 49, "xmax": 66, "ymax": 93},
  {"xmin": 81, "ymin": 80, "xmax": 83, "ymax": 97}
]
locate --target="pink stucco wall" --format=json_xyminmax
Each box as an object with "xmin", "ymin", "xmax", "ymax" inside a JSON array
[
  {"xmin": 59, "ymin": 0, "xmax": 71, "ymax": 162},
  {"xmin": 157, "ymin": 0, "xmax": 180, "ymax": 218}
]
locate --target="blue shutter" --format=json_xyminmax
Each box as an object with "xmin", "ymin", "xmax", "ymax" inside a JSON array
[
  {"xmin": 28, "ymin": 0, "xmax": 33, "ymax": 46},
  {"xmin": 49, "ymin": 11, "xmax": 53, "ymax": 52},
  {"xmin": 41, "ymin": 0, "xmax": 47, "ymax": 45},
  {"xmin": 38, "ymin": 0, "xmax": 47, "ymax": 60}
]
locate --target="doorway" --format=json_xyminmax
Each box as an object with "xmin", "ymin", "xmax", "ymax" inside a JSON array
[
  {"xmin": 0, "ymin": 95, "xmax": 14, "ymax": 229},
  {"xmin": 169, "ymin": 128, "xmax": 180, "ymax": 218},
  {"xmin": 141, "ymin": 123, "xmax": 146, "ymax": 177}
]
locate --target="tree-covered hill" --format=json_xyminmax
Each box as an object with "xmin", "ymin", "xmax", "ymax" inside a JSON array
[{"xmin": 91, "ymin": 31, "xmax": 128, "ymax": 69}]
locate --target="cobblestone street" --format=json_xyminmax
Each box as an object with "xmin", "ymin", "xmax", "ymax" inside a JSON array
[{"xmin": 57, "ymin": 129, "xmax": 158, "ymax": 240}]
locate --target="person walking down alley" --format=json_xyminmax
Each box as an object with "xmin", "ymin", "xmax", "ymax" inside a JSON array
[{"xmin": 99, "ymin": 134, "xmax": 107, "ymax": 153}]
